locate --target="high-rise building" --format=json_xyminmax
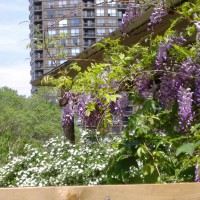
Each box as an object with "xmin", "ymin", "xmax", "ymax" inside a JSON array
[{"xmin": 29, "ymin": 0, "xmax": 127, "ymax": 93}]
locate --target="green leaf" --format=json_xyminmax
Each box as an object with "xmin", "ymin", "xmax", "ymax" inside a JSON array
[
  {"xmin": 195, "ymin": 140, "xmax": 200, "ymax": 147},
  {"xmin": 176, "ymin": 143, "xmax": 195, "ymax": 156},
  {"xmin": 186, "ymin": 25, "xmax": 196, "ymax": 36},
  {"xmin": 119, "ymin": 53, "xmax": 125, "ymax": 60},
  {"xmin": 143, "ymin": 164, "xmax": 154, "ymax": 176}
]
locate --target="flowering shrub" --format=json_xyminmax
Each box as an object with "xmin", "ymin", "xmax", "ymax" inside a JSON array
[{"xmin": 0, "ymin": 131, "xmax": 118, "ymax": 187}]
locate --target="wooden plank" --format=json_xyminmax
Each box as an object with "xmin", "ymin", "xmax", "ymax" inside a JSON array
[{"xmin": 0, "ymin": 183, "xmax": 200, "ymax": 200}]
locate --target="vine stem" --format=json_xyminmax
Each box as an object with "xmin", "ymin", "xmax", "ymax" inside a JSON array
[{"xmin": 143, "ymin": 141, "xmax": 162, "ymax": 180}]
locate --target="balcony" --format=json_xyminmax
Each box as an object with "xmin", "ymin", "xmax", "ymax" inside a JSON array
[
  {"xmin": 83, "ymin": 23, "xmax": 95, "ymax": 27},
  {"xmin": 84, "ymin": 41, "xmax": 95, "ymax": 46},
  {"xmin": 96, "ymin": 23, "xmax": 118, "ymax": 27},
  {"xmin": 83, "ymin": 13, "xmax": 95, "ymax": 17},
  {"xmin": 84, "ymin": 3, "xmax": 95, "ymax": 8},
  {"xmin": 34, "ymin": 24, "xmax": 43, "ymax": 30},
  {"xmin": 96, "ymin": 33, "xmax": 106, "ymax": 36},
  {"xmin": 84, "ymin": 33, "xmax": 95, "ymax": 37},
  {"xmin": 34, "ymin": 15, "xmax": 42, "ymax": 21},
  {"xmin": 31, "ymin": 62, "xmax": 43, "ymax": 69},
  {"xmin": 35, "ymin": 71, "xmax": 43, "ymax": 79},
  {"xmin": 34, "ymin": 6, "xmax": 42, "ymax": 11}
]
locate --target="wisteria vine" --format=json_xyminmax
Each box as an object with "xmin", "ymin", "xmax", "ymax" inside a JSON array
[{"xmin": 61, "ymin": 91, "xmax": 129, "ymax": 129}]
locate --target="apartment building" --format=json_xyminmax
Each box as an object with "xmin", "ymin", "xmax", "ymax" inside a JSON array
[{"xmin": 29, "ymin": 0, "xmax": 128, "ymax": 93}]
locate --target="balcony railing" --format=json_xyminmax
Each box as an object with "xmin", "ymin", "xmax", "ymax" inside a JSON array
[
  {"xmin": 44, "ymin": 13, "xmax": 82, "ymax": 19},
  {"xmin": 96, "ymin": 23, "xmax": 118, "ymax": 27},
  {"xmin": 31, "ymin": 62, "xmax": 43, "ymax": 69},
  {"xmin": 34, "ymin": 6, "xmax": 42, "ymax": 11},
  {"xmin": 83, "ymin": 23, "xmax": 95, "ymax": 27},
  {"xmin": 83, "ymin": 13, "xmax": 95, "ymax": 17},
  {"xmin": 83, "ymin": 3, "xmax": 95, "ymax": 8},
  {"xmin": 84, "ymin": 33, "xmax": 95, "ymax": 37},
  {"xmin": 84, "ymin": 41, "xmax": 95, "ymax": 46}
]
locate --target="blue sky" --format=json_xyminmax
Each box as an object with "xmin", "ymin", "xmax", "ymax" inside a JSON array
[{"xmin": 0, "ymin": 0, "xmax": 31, "ymax": 97}]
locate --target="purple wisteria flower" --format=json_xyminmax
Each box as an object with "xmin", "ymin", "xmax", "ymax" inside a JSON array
[
  {"xmin": 195, "ymin": 21, "xmax": 200, "ymax": 32},
  {"xmin": 194, "ymin": 76, "xmax": 200, "ymax": 107},
  {"xmin": 135, "ymin": 73, "xmax": 152, "ymax": 98},
  {"xmin": 155, "ymin": 44, "xmax": 169, "ymax": 70},
  {"xmin": 148, "ymin": 7, "xmax": 168, "ymax": 27},
  {"xmin": 195, "ymin": 163, "xmax": 200, "ymax": 182},
  {"xmin": 177, "ymin": 86, "xmax": 194, "ymax": 130},
  {"xmin": 159, "ymin": 75, "xmax": 182, "ymax": 108},
  {"xmin": 178, "ymin": 58, "xmax": 197, "ymax": 83},
  {"xmin": 62, "ymin": 103, "xmax": 74, "ymax": 128},
  {"xmin": 121, "ymin": 2, "xmax": 143, "ymax": 33}
]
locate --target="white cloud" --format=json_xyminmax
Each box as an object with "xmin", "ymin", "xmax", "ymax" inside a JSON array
[{"xmin": 0, "ymin": 62, "xmax": 31, "ymax": 97}]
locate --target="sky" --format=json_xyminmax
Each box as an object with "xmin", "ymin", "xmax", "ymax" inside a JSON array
[{"xmin": 0, "ymin": 0, "xmax": 31, "ymax": 97}]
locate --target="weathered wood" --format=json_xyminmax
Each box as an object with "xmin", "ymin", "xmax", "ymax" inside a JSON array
[
  {"xmin": 0, "ymin": 183, "xmax": 200, "ymax": 200},
  {"xmin": 63, "ymin": 117, "xmax": 75, "ymax": 144}
]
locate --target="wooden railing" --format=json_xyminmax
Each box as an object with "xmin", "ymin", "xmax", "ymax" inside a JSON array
[{"xmin": 0, "ymin": 183, "xmax": 200, "ymax": 200}]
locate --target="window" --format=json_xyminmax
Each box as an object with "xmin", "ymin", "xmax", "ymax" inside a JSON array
[
  {"xmin": 48, "ymin": 20, "xmax": 55, "ymax": 27},
  {"xmin": 96, "ymin": 18, "xmax": 105, "ymax": 26},
  {"xmin": 48, "ymin": 29, "xmax": 56, "ymax": 36},
  {"xmin": 71, "ymin": 48, "xmax": 80, "ymax": 56},
  {"xmin": 71, "ymin": 29, "xmax": 79, "ymax": 36},
  {"xmin": 47, "ymin": 10, "xmax": 55, "ymax": 18},
  {"xmin": 108, "ymin": 18, "xmax": 117, "ymax": 26},
  {"xmin": 85, "ymin": 30, "xmax": 95, "ymax": 37},
  {"xmin": 84, "ymin": 10, "xmax": 94, "ymax": 17},
  {"xmin": 72, "ymin": 38, "xmax": 79, "ymax": 45},
  {"xmin": 70, "ymin": 19, "xmax": 80, "ymax": 26},
  {"xmin": 58, "ymin": 9, "xmax": 66, "ymax": 17},
  {"xmin": 96, "ymin": 8, "xmax": 104, "ymax": 16},
  {"xmin": 118, "ymin": 11, "xmax": 123, "ymax": 17},
  {"xmin": 109, "ymin": 28, "xmax": 115, "ymax": 33},
  {"xmin": 86, "ymin": 39, "xmax": 95, "ymax": 46},
  {"xmin": 59, "ymin": 29, "xmax": 68, "ymax": 34},
  {"xmin": 47, "ymin": 0, "xmax": 54, "ymax": 8},
  {"xmin": 49, "ymin": 49, "xmax": 56, "ymax": 57},
  {"xmin": 58, "ymin": 0, "xmax": 67, "ymax": 7},
  {"xmin": 59, "ymin": 19, "xmax": 67, "ymax": 27},
  {"xmin": 60, "ymin": 60, "xmax": 67, "ymax": 64},
  {"xmin": 70, "ymin": 0, "xmax": 78, "ymax": 5},
  {"xmin": 96, "ymin": 28, "xmax": 105, "ymax": 36},
  {"xmin": 108, "ymin": 9, "xmax": 116, "ymax": 16},
  {"xmin": 108, "ymin": 0, "xmax": 116, "ymax": 6},
  {"xmin": 118, "ymin": 19, "xmax": 122, "ymax": 26},
  {"xmin": 60, "ymin": 39, "xmax": 67, "ymax": 46},
  {"xmin": 48, "ymin": 60, "xmax": 54, "ymax": 66},
  {"xmin": 96, "ymin": 0, "xmax": 104, "ymax": 4}
]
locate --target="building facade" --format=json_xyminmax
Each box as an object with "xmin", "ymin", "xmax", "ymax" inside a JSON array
[{"xmin": 29, "ymin": 0, "xmax": 127, "ymax": 93}]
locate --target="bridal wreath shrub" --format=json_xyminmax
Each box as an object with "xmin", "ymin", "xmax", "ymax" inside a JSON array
[{"xmin": 0, "ymin": 131, "xmax": 118, "ymax": 187}]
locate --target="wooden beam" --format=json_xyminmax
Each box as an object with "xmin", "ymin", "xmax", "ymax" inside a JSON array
[{"xmin": 0, "ymin": 183, "xmax": 200, "ymax": 200}]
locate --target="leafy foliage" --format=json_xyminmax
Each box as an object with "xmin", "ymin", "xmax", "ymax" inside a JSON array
[
  {"xmin": 0, "ymin": 87, "xmax": 62, "ymax": 164},
  {"xmin": 40, "ymin": 0, "xmax": 200, "ymax": 184},
  {"xmin": 1, "ymin": 0, "xmax": 200, "ymax": 186}
]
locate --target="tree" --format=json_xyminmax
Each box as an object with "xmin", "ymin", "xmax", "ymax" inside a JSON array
[{"xmin": 0, "ymin": 87, "xmax": 62, "ymax": 164}]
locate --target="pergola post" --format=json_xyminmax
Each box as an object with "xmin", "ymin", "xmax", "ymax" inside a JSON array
[{"xmin": 63, "ymin": 116, "xmax": 75, "ymax": 144}]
